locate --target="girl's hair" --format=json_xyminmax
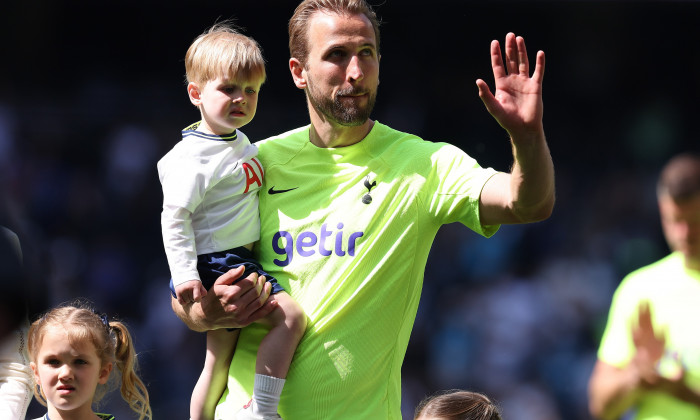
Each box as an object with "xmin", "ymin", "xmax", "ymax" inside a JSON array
[
  {"xmin": 414, "ymin": 389, "xmax": 502, "ymax": 420},
  {"xmin": 27, "ymin": 300, "xmax": 152, "ymax": 420},
  {"xmin": 289, "ymin": 0, "xmax": 381, "ymax": 67},
  {"xmin": 185, "ymin": 21, "xmax": 266, "ymax": 86}
]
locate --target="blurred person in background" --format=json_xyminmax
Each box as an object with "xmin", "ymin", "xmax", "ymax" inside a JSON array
[
  {"xmin": 1, "ymin": 173, "xmax": 51, "ymax": 419},
  {"xmin": 588, "ymin": 153, "xmax": 700, "ymax": 419},
  {"xmin": 0, "ymin": 200, "xmax": 34, "ymax": 419},
  {"xmin": 0, "ymin": 226, "xmax": 33, "ymax": 420}
]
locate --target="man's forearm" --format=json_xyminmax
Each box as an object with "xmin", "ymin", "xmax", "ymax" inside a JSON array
[
  {"xmin": 589, "ymin": 360, "xmax": 641, "ymax": 420},
  {"xmin": 658, "ymin": 377, "xmax": 700, "ymax": 407},
  {"xmin": 171, "ymin": 296, "xmax": 212, "ymax": 332},
  {"xmin": 170, "ymin": 268, "xmax": 277, "ymax": 333},
  {"xmin": 509, "ymin": 132, "xmax": 555, "ymax": 223}
]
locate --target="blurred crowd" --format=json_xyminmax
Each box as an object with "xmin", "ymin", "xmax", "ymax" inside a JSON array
[{"xmin": 2, "ymin": 1, "xmax": 699, "ymax": 419}]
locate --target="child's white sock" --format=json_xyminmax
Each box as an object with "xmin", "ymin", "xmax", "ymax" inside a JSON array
[{"xmin": 252, "ymin": 374, "xmax": 285, "ymax": 416}]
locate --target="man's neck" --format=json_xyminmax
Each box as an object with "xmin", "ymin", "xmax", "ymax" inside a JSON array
[
  {"xmin": 685, "ymin": 256, "xmax": 700, "ymax": 272},
  {"xmin": 308, "ymin": 119, "xmax": 375, "ymax": 148}
]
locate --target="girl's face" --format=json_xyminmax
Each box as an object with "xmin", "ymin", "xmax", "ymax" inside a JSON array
[{"xmin": 30, "ymin": 326, "xmax": 112, "ymax": 416}]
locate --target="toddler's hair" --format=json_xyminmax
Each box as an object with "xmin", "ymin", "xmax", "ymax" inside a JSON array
[{"xmin": 185, "ymin": 21, "xmax": 266, "ymax": 86}]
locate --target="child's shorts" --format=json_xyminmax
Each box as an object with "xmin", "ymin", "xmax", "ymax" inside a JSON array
[{"xmin": 169, "ymin": 246, "xmax": 284, "ymax": 297}]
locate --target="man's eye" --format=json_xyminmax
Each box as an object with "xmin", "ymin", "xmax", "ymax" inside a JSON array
[
  {"xmin": 47, "ymin": 359, "xmax": 60, "ymax": 366},
  {"xmin": 329, "ymin": 50, "xmax": 345, "ymax": 58},
  {"xmin": 75, "ymin": 359, "xmax": 88, "ymax": 365},
  {"xmin": 245, "ymin": 88, "xmax": 256, "ymax": 94}
]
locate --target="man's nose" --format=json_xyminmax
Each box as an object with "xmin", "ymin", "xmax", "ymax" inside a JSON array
[{"xmin": 346, "ymin": 55, "xmax": 364, "ymax": 82}]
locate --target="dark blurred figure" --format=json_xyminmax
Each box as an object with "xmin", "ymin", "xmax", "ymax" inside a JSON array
[
  {"xmin": 0, "ymin": 225, "xmax": 33, "ymax": 419},
  {"xmin": 588, "ymin": 153, "xmax": 700, "ymax": 420},
  {"xmin": 414, "ymin": 389, "xmax": 503, "ymax": 420},
  {"xmin": 0, "ymin": 183, "xmax": 47, "ymax": 419},
  {"xmin": 0, "ymin": 225, "xmax": 25, "ymax": 338}
]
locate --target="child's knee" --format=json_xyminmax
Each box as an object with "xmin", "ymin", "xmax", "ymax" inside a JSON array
[
  {"xmin": 288, "ymin": 302, "xmax": 307, "ymax": 337},
  {"xmin": 274, "ymin": 293, "xmax": 307, "ymax": 338}
]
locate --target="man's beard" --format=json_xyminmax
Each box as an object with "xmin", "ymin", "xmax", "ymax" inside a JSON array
[{"xmin": 306, "ymin": 80, "xmax": 377, "ymax": 127}]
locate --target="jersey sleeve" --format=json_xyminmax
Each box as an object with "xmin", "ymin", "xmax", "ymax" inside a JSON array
[
  {"xmin": 161, "ymin": 204, "xmax": 201, "ymax": 285},
  {"xmin": 159, "ymin": 157, "xmax": 209, "ymax": 213},
  {"xmin": 597, "ymin": 274, "xmax": 639, "ymax": 366},
  {"xmin": 424, "ymin": 143, "xmax": 500, "ymax": 237},
  {"xmin": 0, "ymin": 320, "xmax": 33, "ymax": 420}
]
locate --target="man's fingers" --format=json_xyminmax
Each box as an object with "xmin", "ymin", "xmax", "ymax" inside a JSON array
[
  {"xmin": 236, "ymin": 277, "xmax": 265, "ymax": 309},
  {"xmin": 532, "ymin": 50, "xmax": 545, "ymax": 83},
  {"xmin": 516, "ymin": 36, "xmax": 529, "ymax": 76},
  {"xmin": 240, "ymin": 298, "xmax": 278, "ymax": 326},
  {"xmin": 237, "ymin": 281, "xmax": 275, "ymax": 324},
  {"xmin": 504, "ymin": 32, "xmax": 518, "ymax": 75},
  {"xmin": 476, "ymin": 79, "xmax": 499, "ymax": 119},
  {"xmin": 637, "ymin": 301, "xmax": 654, "ymax": 332},
  {"xmin": 490, "ymin": 40, "xmax": 506, "ymax": 80},
  {"xmin": 214, "ymin": 265, "xmax": 246, "ymax": 286},
  {"xmin": 257, "ymin": 275, "xmax": 269, "ymax": 295},
  {"xmin": 259, "ymin": 280, "xmax": 272, "ymax": 304},
  {"xmin": 205, "ymin": 269, "xmax": 279, "ymax": 328}
]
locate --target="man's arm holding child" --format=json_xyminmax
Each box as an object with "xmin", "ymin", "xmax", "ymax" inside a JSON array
[{"xmin": 171, "ymin": 266, "xmax": 277, "ymax": 332}]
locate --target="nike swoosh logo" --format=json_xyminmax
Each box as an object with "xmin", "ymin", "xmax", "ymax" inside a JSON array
[{"xmin": 268, "ymin": 186, "xmax": 299, "ymax": 195}]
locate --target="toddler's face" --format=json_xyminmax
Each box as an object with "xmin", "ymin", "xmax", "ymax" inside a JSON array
[{"xmin": 194, "ymin": 75, "xmax": 263, "ymax": 135}]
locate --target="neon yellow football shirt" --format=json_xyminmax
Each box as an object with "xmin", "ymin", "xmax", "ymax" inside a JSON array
[
  {"xmin": 216, "ymin": 122, "xmax": 499, "ymax": 420},
  {"xmin": 598, "ymin": 252, "xmax": 700, "ymax": 419}
]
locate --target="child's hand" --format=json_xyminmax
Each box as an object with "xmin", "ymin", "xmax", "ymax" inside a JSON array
[{"xmin": 175, "ymin": 280, "xmax": 208, "ymax": 305}]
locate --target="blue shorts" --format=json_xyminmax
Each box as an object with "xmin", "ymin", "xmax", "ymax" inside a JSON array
[{"xmin": 169, "ymin": 246, "xmax": 284, "ymax": 297}]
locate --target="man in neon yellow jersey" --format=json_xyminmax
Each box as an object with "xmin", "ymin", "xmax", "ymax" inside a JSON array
[
  {"xmin": 171, "ymin": 1, "xmax": 554, "ymax": 418},
  {"xmin": 588, "ymin": 153, "xmax": 700, "ymax": 420}
]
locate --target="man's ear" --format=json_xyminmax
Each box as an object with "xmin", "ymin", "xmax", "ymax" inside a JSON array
[
  {"xmin": 187, "ymin": 82, "xmax": 202, "ymax": 106},
  {"xmin": 289, "ymin": 58, "xmax": 307, "ymax": 89}
]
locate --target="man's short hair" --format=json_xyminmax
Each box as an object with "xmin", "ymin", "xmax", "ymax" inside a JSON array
[
  {"xmin": 289, "ymin": 0, "xmax": 381, "ymax": 67},
  {"xmin": 657, "ymin": 153, "xmax": 700, "ymax": 201}
]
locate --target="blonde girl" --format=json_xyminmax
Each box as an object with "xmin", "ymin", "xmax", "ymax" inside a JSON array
[{"xmin": 27, "ymin": 300, "xmax": 151, "ymax": 420}]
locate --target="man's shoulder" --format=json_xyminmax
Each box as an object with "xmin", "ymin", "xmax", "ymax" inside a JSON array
[
  {"xmin": 621, "ymin": 253, "xmax": 680, "ymax": 286},
  {"xmin": 255, "ymin": 126, "xmax": 309, "ymax": 164},
  {"xmin": 369, "ymin": 121, "xmax": 457, "ymax": 156},
  {"xmin": 633, "ymin": 253, "xmax": 679, "ymax": 273},
  {"xmin": 256, "ymin": 126, "xmax": 309, "ymax": 148},
  {"xmin": 371, "ymin": 121, "xmax": 423, "ymax": 144}
]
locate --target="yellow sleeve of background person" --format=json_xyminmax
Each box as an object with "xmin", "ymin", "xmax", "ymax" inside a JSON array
[{"xmin": 598, "ymin": 252, "xmax": 700, "ymax": 419}]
